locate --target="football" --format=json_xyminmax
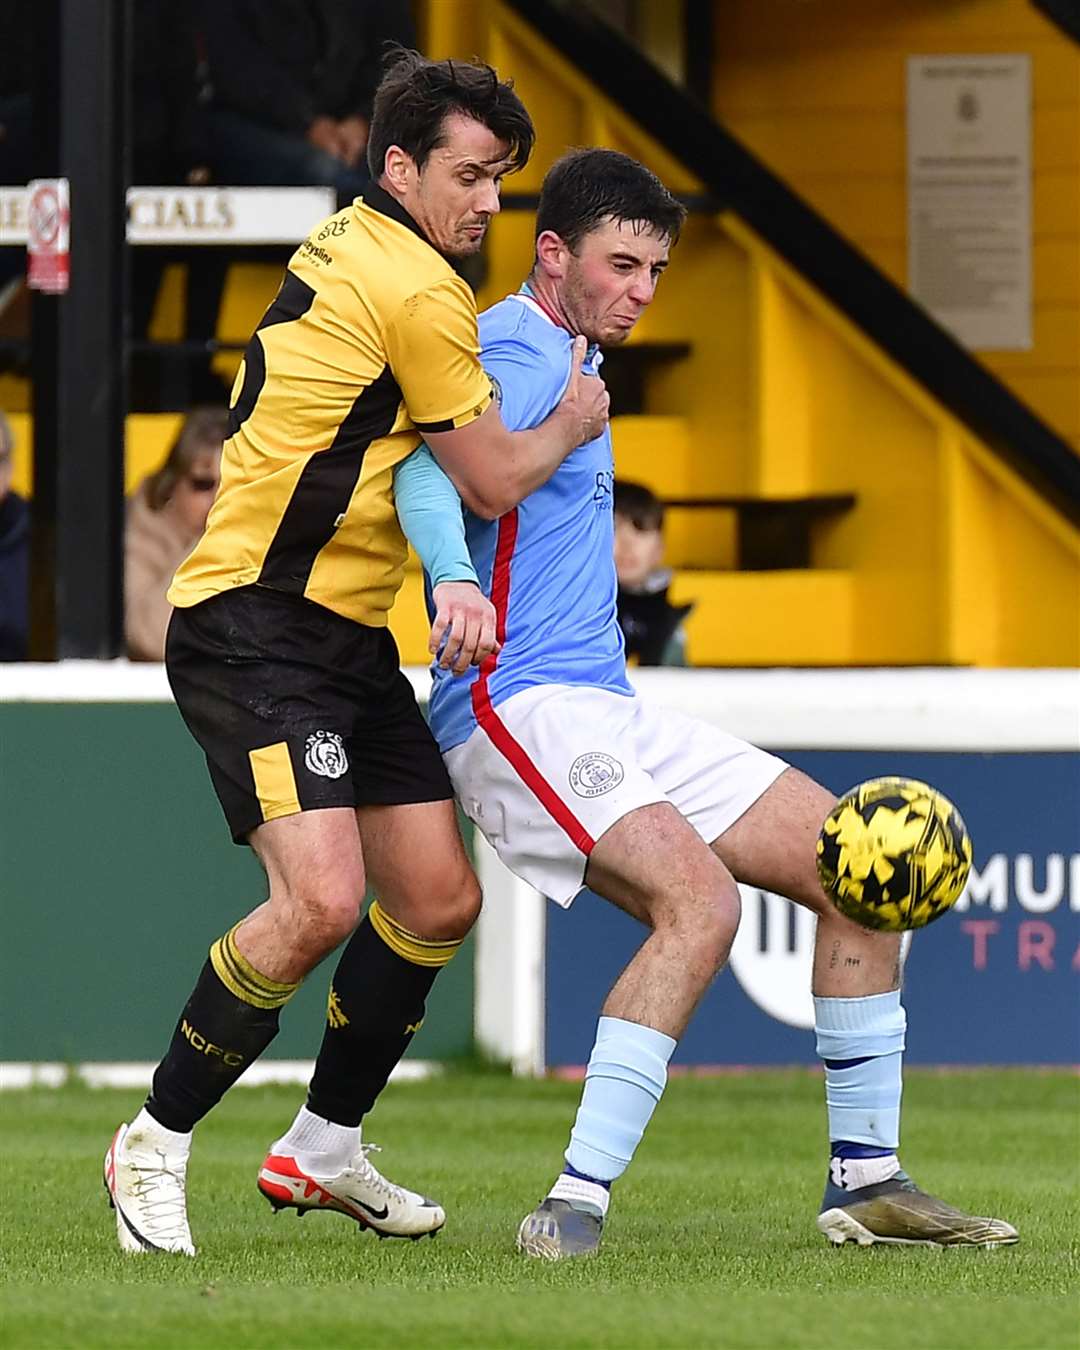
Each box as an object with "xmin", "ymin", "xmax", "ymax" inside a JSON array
[{"xmin": 816, "ymin": 777, "xmax": 973, "ymax": 931}]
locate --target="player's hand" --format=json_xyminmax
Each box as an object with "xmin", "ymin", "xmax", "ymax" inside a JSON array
[
  {"xmin": 336, "ymin": 115, "xmax": 369, "ymax": 169},
  {"xmin": 429, "ymin": 581, "xmax": 500, "ymax": 675},
  {"xmin": 557, "ymin": 334, "xmax": 610, "ymax": 446},
  {"xmin": 307, "ymin": 116, "xmax": 344, "ymax": 159}
]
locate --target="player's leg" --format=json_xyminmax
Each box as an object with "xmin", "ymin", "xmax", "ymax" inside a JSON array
[
  {"xmin": 106, "ymin": 808, "xmax": 366, "ymax": 1256},
  {"xmin": 312, "ymin": 798, "xmax": 480, "ymax": 1124},
  {"xmin": 261, "ymin": 652, "xmax": 474, "ymax": 1239},
  {"xmin": 711, "ymin": 765, "xmax": 1017, "ymax": 1247},
  {"xmin": 443, "ymin": 684, "xmax": 739, "ymax": 1258},
  {"xmin": 105, "ymin": 587, "xmax": 372, "ymax": 1256},
  {"xmin": 262, "ymin": 798, "xmax": 479, "ymax": 1238},
  {"xmin": 520, "ymin": 803, "xmax": 741, "ymax": 1259}
]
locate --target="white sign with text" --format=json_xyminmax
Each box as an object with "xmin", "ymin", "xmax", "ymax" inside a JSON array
[{"xmin": 0, "ymin": 185, "xmax": 335, "ymax": 246}]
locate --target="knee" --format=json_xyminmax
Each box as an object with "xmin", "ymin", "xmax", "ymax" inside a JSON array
[
  {"xmin": 454, "ymin": 871, "xmax": 484, "ymax": 938},
  {"xmin": 277, "ymin": 878, "xmax": 364, "ymax": 956},
  {"xmin": 695, "ymin": 888, "xmax": 741, "ymax": 966},
  {"xmin": 653, "ymin": 874, "xmax": 741, "ymax": 967},
  {"xmin": 423, "ymin": 869, "xmax": 483, "ymax": 942}
]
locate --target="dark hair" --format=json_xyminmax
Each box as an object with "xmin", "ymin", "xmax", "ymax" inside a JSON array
[
  {"xmin": 145, "ymin": 406, "xmax": 229, "ymax": 511},
  {"xmin": 534, "ymin": 148, "xmax": 686, "ymax": 252},
  {"xmin": 614, "ymin": 479, "xmax": 664, "ymax": 531},
  {"xmin": 367, "ymin": 47, "xmax": 534, "ymax": 179}
]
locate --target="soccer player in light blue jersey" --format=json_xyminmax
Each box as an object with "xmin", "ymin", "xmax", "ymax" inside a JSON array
[{"xmin": 398, "ymin": 149, "xmax": 1018, "ymax": 1257}]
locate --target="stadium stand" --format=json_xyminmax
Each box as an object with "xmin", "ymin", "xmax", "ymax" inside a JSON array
[{"xmin": 2, "ymin": 0, "xmax": 1076, "ymax": 667}]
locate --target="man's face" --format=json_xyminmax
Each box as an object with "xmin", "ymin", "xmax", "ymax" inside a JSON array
[
  {"xmin": 561, "ymin": 219, "xmax": 670, "ymax": 345},
  {"xmin": 401, "ymin": 112, "xmax": 513, "ymax": 258}
]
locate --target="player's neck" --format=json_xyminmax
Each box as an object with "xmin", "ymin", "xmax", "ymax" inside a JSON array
[{"xmin": 524, "ymin": 275, "xmax": 577, "ymax": 336}]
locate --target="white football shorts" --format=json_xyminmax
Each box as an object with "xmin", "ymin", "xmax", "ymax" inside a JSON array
[{"xmin": 444, "ymin": 683, "xmax": 787, "ymax": 907}]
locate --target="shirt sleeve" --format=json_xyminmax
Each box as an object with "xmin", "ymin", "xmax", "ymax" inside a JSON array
[
  {"xmin": 479, "ymin": 335, "xmax": 565, "ymax": 434},
  {"xmin": 383, "ymin": 277, "xmax": 493, "ymax": 434},
  {"xmin": 393, "ymin": 445, "xmax": 479, "ymax": 589}
]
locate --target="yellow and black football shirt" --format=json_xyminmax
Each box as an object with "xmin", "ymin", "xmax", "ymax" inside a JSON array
[{"xmin": 169, "ymin": 184, "xmax": 492, "ymax": 626}]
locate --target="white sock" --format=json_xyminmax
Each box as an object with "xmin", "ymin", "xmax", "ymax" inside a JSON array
[
  {"xmin": 129, "ymin": 1106, "xmax": 192, "ymax": 1157},
  {"xmin": 273, "ymin": 1105, "xmax": 359, "ymax": 1172},
  {"xmin": 549, "ymin": 1172, "xmax": 611, "ymax": 1219},
  {"xmin": 829, "ymin": 1153, "xmax": 901, "ymax": 1191}
]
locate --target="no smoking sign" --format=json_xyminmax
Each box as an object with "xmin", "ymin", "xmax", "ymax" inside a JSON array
[{"xmin": 27, "ymin": 177, "xmax": 70, "ymax": 294}]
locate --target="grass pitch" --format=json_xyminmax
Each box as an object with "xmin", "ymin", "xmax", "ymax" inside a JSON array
[{"xmin": 2, "ymin": 1069, "xmax": 1077, "ymax": 1349}]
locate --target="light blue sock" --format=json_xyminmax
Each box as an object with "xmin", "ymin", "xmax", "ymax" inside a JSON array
[
  {"xmin": 814, "ymin": 991, "xmax": 906, "ymax": 1151},
  {"xmin": 564, "ymin": 1015, "xmax": 677, "ymax": 1183}
]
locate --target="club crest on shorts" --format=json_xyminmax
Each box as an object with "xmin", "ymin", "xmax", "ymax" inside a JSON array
[
  {"xmin": 304, "ymin": 730, "xmax": 349, "ymax": 779},
  {"xmin": 569, "ymin": 752, "xmax": 624, "ymax": 798}
]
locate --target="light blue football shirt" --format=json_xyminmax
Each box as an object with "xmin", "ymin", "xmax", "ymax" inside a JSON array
[{"xmin": 426, "ymin": 290, "xmax": 632, "ymax": 753}]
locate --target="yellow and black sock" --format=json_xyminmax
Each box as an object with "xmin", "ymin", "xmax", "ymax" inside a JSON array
[
  {"xmin": 306, "ymin": 900, "xmax": 462, "ymax": 1127},
  {"xmin": 146, "ymin": 924, "xmax": 299, "ymax": 1133}
]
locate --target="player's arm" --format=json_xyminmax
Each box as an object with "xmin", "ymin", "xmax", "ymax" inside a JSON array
[
  {"xmin": 385, "ymin": 279, "xmax": 606, "ymax": 518},
  {"xmin": 424, "ymin": 335, "xmax": 607, "ymax": 520},
  {"xmin": 393, "ymin": 448, "xmax": 497, "ymax": 675}
]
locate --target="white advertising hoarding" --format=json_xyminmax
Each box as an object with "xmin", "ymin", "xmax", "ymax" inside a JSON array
[{"xmin": 0, "ymin": 185, "xmax": 335, "ymax": 246}]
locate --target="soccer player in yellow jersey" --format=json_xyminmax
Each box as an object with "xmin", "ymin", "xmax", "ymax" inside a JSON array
[{"xmin": 103, "ymin": 48, "xmax": 609, "ymax": 1257}]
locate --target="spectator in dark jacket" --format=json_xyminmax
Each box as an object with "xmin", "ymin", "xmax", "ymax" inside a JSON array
[
  {"xmin": 200, "ymin": 0, "xmax": 416, "ymax": 201},
  {"xmin": 613, "ymin": 479, "xmax": 692, "ymax": 667}
]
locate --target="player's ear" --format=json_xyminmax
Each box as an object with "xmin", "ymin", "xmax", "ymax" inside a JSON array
[
  {"xmin": 535, "ymin": 229, "xmax": 569, "ymax": 280},
  {"xmin": 383, "ymin": 145, "xmax": 414, "ymax": 194}
]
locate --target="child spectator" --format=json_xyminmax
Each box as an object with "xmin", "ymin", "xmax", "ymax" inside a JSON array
[
  {"xmin": 613, "ymin": 479, "xmax": 692, "ymax": 667},
  {"xmin": 124, "ymin": 407, "xmax": 227, "ymax": 661}
]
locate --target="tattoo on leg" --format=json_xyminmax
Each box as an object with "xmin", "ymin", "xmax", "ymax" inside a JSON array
[
  {"xmin": 828, "ymin": 941, "xmax": 841, "ymax": 970},
  {"xmin": 844, "ymin": 955, "xmax": 861, "ymax": 968}
]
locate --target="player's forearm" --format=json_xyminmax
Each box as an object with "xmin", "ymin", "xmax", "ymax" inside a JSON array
[
  {"xmin": 427, "ymin": 345, "xmax": 606, "ymax": 518},
  {"xmin": 450, "ymin": 406, "xmax": 579, "ymax": 519},
  {"xmin": 394, "ymin": 448, "xmax": 480, "ymax": 587}
]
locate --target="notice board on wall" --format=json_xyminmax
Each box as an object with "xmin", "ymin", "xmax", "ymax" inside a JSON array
[{"xmin": 907, "ymin": 54, "xmax": 1032, "ymax": 351}]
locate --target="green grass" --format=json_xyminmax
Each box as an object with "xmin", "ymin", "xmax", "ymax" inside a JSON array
[{"xmin": 2, "ymin": 1070, "xmax": 1077, "ymax": 1349}]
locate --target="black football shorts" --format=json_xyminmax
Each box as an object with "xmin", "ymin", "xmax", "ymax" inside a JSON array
[{"xmin": 166, "ymin": 585, "xmax": 452, "ymax": 843}]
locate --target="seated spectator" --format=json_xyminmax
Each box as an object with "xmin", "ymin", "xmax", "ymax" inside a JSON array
[
  {"xmin": 125, "ymin": 407, "xmax": 227, "ymax": 662},
  {"xmin": 613, "ymin": 479, "xmax": 692, "ymax": 668},
  {"xmin": 0, "ymin": 409, "xmax": 29, "ymax": 661},
  {"xmin": 200, "ymin": 1, "xmax": 416, "ymax": 202}
]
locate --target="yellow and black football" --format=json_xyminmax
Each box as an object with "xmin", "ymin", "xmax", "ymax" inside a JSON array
[{"xmin": 816, "ymin": 777, "xmax": 973, "ymax": 932}]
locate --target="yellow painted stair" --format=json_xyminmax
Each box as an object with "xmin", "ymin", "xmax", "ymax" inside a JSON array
[
  {"xmin": 417, "ymin": 0, "xmax": 1080, "ymax": 667},
  {"xmin": 669, "ymin": 570, "xmax": 854, "ymax": 667},
  {"xmin": 610, "ymin": 414, "xmax": 738, "ymax": 568}
]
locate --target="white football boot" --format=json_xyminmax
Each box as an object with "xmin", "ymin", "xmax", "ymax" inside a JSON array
[
  {"xmin": 257, "ymin": 1142, "xmax": 445, "ymax": 1239},
  {"xmin": 103, "ymin": 1112, "xmax": 196, "ymax": 1256}
]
